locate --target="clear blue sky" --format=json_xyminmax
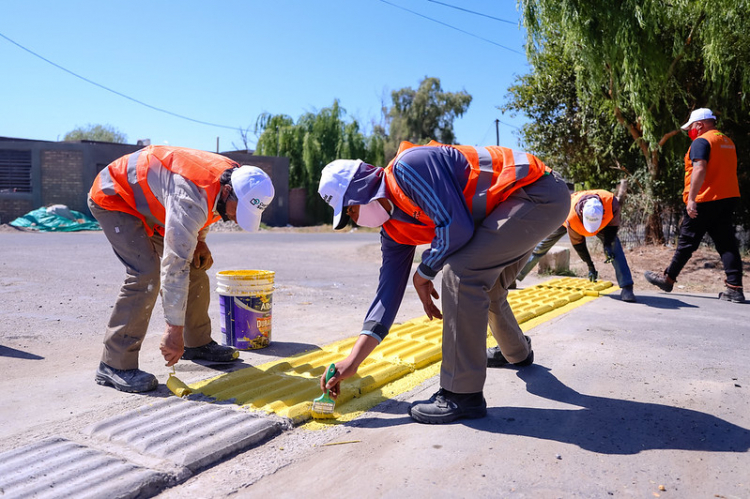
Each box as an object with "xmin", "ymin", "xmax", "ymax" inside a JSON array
[{"xmin": 1, "ymin": 1, "xmax": 530, "ymax": 156}]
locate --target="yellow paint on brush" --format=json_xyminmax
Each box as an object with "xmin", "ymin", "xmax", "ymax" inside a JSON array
[{"xmin": 187, "ymin": 277, "xmax": 613, "ymax": 427}]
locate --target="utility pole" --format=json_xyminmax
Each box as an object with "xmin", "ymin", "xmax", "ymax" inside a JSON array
[
  {"xmin": 216, "ymin": 137, "xmax": 219, "ymax": 153},
  {"xmin": 495, "ymin": 119, "xmax": 500, "ymax": 146}
]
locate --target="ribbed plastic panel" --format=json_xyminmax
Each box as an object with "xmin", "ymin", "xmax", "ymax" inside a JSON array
[{"xmin": 192, "ymin": 278, "xmax": 612, "ymax": 422}]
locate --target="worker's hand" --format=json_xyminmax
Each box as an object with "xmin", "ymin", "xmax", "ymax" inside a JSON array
[
  {"xmin": 413, "ymin": 272, "xmax": 442, "ymax": 320},
  {"xmin": 320, "ymin": 360, "xmax": 351, "ymax": 400},
  {"xmin": 192, "ymin": 241, "xmax": 213, "ymax": 270},
  {"xmin": 160, "ymin": 324, "xmax": 185, "ymax": 367},
  {"xmin": 587, "ymin": 268, "xmax": 598, "ymax": 282},
  {"xmin": 603, "ymin": 247, "xmax": 615, "ymax": 264},
  {"xmin": 686, "ymin": 200, "xmax": 699, "ymax": 219}
]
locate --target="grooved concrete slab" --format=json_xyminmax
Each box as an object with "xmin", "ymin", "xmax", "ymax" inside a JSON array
[
  {"xmin": 0, "ymin": 437, "xmax": 169, "ymax": 499},
  {"xmin": 83, "ymin": 398, "xmax": 281, "ymax": 472}
]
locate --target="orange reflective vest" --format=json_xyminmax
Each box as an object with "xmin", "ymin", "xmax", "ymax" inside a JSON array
[
  {"xmin": 683, "ymin": 130, "xmax": 740, "ymax": 204},
  {"xmin": 382, "ymin": 140, "xmax": 551, "ymax": 245},
  {"xmin": 565, "ymin": 190, "xmax": 615, "ymax": 237},
  {"xmin": 89, "ymin": 145, "xmax": 237, "ymax": 236}
]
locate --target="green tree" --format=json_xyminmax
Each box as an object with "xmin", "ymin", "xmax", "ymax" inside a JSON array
[
  {"xmin": 254, "ymin": 100, "xmax": 384, "ymax": 225},
  {"xmin": 518, "ymin": 0, "xmax": 750, "ymax": 243},
  {"xmin": 384, "ymin": 77, "xmax": 472, "ymax": 160},
  {"xmin": 63, "ymin": 124, "xmax": 127, "ymax": 143}
]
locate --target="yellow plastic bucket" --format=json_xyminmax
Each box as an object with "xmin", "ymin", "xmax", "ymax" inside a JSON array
[{"xmin": 216, "ymin": 270, "xmax": 274, "ymax": 350}]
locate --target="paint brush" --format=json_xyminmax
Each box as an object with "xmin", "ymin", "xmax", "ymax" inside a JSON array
[{"xmin": 311, "ymin": 363, "xmax": 337, "ymax": 418}]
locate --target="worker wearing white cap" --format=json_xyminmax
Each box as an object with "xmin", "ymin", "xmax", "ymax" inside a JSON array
[
  {"xmin": 564, "ymin": 189, "xmax": 636, "ymax": 302},
  {"xmin": 88, "ymin": 146, "xmax": 274, "ymax": 392},
  {"xmin": 645, "ymin": 108, "xmax": 744, "ymax": 303},
  {"xmin": 317, "ymin": 141, "xmax": 571, "ymax": 424}
]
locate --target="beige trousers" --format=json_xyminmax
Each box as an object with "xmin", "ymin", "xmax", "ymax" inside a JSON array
[
  {"xmin": 440, "ymin": 172, "xmax": 571, "ymax": 393},
  {"xmin": 89, "ymin": 198, "xmax": 212, "ymax": 370}
]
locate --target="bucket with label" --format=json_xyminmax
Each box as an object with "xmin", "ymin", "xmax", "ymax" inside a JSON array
[{"xmin": 216, "ymin": 270, "xmax": 274, "ymax": 350}]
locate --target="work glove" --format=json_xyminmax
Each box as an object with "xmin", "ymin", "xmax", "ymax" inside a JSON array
[
  {"xmin": 587, "ymin": 266, "xmax": 598, "ymax": 282},
  {"xmin": 603, "ymin": 247, "xmax": 615, "ymax": 264}
]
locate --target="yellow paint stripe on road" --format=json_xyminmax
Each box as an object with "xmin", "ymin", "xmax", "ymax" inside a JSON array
[{"xmin": 190, "ymin": 277, "xmax": 613, "ymax": 426}]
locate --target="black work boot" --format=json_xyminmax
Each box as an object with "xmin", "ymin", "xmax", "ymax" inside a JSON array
[
  {"xmin": 487, "ymin": 335, "xmax": 534, "ymax": 368},
  {"xmin": 95, "ymin": 362, "xmax": 158, "ymax": 393},
  {"xmin": 718, "ymin": 284, "xmax": 745, "ymax": 303},
  {"xmin": 182, "ymin": 340, "xmax": 239, "ymax": 362},
  {"xmin": 408, "ymin": 388, "xmax": 487, "ymax": 424},
  {"xmin": 644, "ymin": 271, "xmax": 674, "ymax": 292},
  {"xmin": 620, "ymin": 285, "xmax": 636, "ymax": 302}
]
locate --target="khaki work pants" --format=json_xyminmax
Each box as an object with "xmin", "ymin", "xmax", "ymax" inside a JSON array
[
  {"xmin": 440, "ymin": 172, "xmax": 571, "ymax": 393},
  {"xmin": 89, "ymin": 198, "xmax": 212, "ymax": 370}
]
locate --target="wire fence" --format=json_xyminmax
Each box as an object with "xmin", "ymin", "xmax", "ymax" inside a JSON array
[{"xmin": 618, "ymin": 192, "xmax": 750, "ymax": 252}]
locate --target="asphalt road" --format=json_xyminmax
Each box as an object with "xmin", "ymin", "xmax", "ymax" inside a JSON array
[{"xmin": 1, "ymin": 230, "xmax": 748, "ymax": 498}]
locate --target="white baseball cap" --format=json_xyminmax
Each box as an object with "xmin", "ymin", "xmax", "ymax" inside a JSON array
[
  {"xmin": 231, "ymin": 165, "xmax": 275, "ymax": 232},
  {"xmin": 582, "ymin": 198, "xmax": 604, "ymax": 233},
  {"xmin": 681, "ymin": 108, "xmax": 717, "ymax": 130},
  {"xmin": 318, "ymin": 159, "xmax": 363, "ymax": 230}
]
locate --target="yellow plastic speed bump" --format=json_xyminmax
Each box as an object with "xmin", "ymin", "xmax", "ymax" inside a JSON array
[{"xmin": 187, "ymin": 277, "xmax": 613, "ymax": 424}]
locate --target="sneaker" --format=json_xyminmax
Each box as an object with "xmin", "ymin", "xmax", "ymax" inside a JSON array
[
  {"xmin": 408, "ymin": 388, "xmax": 487, "ymax": 424},
  {"xmin": 644, "ymin": 271, "xmax": 674, "ymax": 292},
  {"xmin": 487, "ymin": 335, "xmax": 534, "ymax": 368},
  {"xmin": 718, "ymin": 286, "xmax": 745, "ymax": 303},
  {"xmin": 620, "ymin": 285, "xmax": 636, "ymax": 303},
  {"xmin": 181, "ymin": 340, "xmax": 239, "ymax": 362},
  {"xmin": 95, "ymin": 362, "xmax": 158, "ymax": 393}
]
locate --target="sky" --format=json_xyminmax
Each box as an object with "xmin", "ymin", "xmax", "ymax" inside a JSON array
[{"xmin": 1, "ymin": 1, "xmax": 531, "ymax": 156}]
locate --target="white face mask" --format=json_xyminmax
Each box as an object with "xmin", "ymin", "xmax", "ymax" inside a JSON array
[{"xmin": 357, "ymin": 200, "xmax": 391, "ymax": 228}]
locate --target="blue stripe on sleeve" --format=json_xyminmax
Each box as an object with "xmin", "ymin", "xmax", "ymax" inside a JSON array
[{"xmin": 394, "ymin": 160, "xmax": 452, "ymax": 268}]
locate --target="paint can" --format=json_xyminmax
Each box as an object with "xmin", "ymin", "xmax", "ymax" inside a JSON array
[{"xmin": 216, "ymin": 270, "xmax": 274, "ymax": 350}]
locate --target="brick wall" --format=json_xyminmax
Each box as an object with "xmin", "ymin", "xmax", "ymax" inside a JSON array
[
  {"xmin": 0, "ymin": 198, "xmax": 34, "ymax": 224},
  {"xmin": 41, "ymin": 149, "xmax": 86, "ymax": 213}
]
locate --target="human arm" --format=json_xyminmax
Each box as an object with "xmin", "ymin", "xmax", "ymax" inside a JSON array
[
  {"xmin": 687, "ymin": 159, "xmax": 708, "ymax": 219},
  {"xmin": 320, "ymin": 334, "xmax": 379, "ymax": 399},
  {"xmin": 320, "ymin": 234, "xmax": 415, "ymax": 394},
  {"xmin": 599, "ymin": 225, "xmax": 619, "ymax": 262},
  {"xmin": 160, "ymin": 324, "xmax": 184, "ymax": 367},
  {"xmin": 569, "ymin": 227, "xmax": 597, "ymax": 280},
  {"xmin": 158, "ymin": 175, "xmax": 210, "ymax": 363}
]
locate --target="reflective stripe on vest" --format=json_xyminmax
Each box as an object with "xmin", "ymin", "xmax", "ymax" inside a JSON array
[
  {"xmin": 90, "ymin": 146, "xmax": 232, "ymax": 236},
  {"xmin": 382, "ymin": 141, "xmax": 549, "ymax": 246}
]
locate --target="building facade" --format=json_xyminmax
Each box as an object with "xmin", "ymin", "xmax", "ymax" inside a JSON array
[{"xmin": 0, "ymin": 137, "xmax": 289, "ymax": 227}]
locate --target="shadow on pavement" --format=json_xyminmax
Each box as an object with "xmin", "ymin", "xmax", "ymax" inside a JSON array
[
  {"xmin": 465, "ymin": 365, "xmax": 750, "ymax": 454},
  {"xmin": 605, "ymin": 294, "xmax": 700, "ymax": 310},
  {"xmin": 0, "ymin": 345, "xmax": 44, "ymax": 360}
]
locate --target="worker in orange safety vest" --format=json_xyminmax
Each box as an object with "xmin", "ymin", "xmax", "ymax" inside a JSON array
[
  {"xmin": 645, "ymin": 108, "xmax": 744, "ymax": 303},
  {"xmin": 88, "ymin": 145, "xmax": 274, "ymax": 393},
  {"xmin": 316, "ymin": 141, "xmax": 570, "ymax": 424}
]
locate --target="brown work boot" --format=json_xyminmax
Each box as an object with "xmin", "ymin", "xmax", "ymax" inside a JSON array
[
  {"xmin": 718, "ymin": 283, "xmax": 745, "ymax": 303},
  {"xmin": 644, "ymin": 271, "xmax": 674, "ymax": 292}
]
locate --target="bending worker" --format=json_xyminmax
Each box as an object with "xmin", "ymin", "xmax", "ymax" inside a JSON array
[
  {"xmin": 88, "ymin": 145, "xmax": 274, "ymax": 393},
  {"xmin": 565, "ymin": 189, "xmax": 636, "ymax": 302},
  {"xmin": 317, "ymin": 140, "xmax": 570, "ymax": 424}
]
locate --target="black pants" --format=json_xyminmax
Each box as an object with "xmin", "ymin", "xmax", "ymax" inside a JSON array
[{"xmin": 665, "ymin": 198, "xmax": 743, "ymax": 287}]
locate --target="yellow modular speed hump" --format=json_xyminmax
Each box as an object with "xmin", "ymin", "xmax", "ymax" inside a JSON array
[{"xmin": 189, "ymin": 278, "xmax": 614, "ymax": 425}]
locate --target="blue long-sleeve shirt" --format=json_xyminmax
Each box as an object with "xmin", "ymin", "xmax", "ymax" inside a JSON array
[{"xmin": 361, "ymin": 145, "xmax": 476, "ymax": 342}]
